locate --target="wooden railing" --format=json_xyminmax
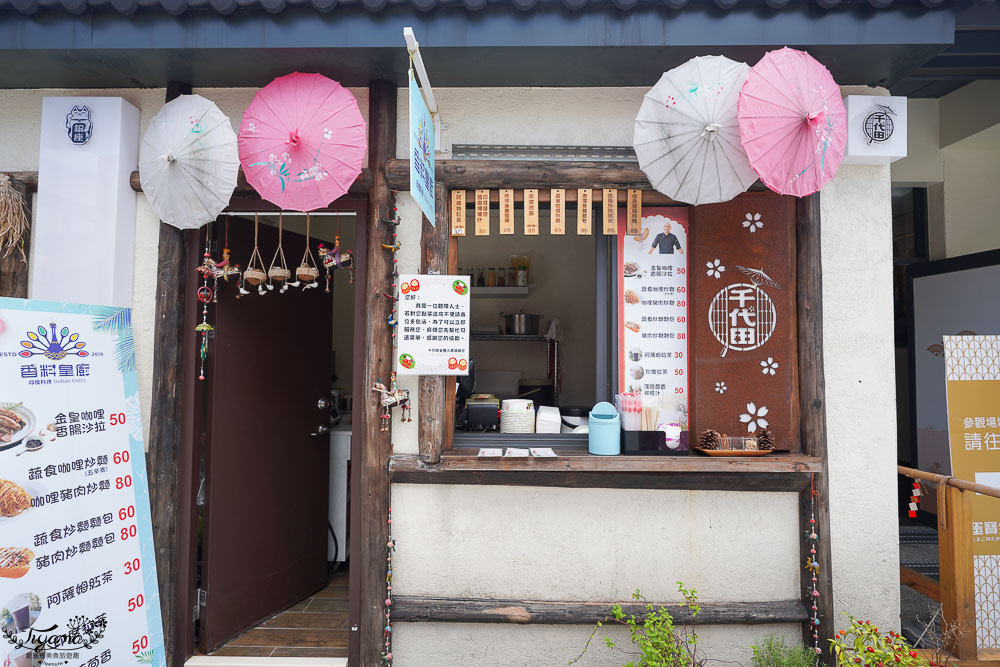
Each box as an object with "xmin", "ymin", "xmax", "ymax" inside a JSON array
[{"xmin": 898, "ymin": 465, "xmax": 1000, "ymax": 666}]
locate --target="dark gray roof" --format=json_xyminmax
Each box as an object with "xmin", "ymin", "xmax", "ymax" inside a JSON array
[{"xmin": 0, "ymin": 0, "xmax": 976, "ymax": 16}]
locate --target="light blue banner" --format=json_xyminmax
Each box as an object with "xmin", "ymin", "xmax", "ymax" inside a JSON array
[{"xmin": 409, "ymin": 69, "xmax": 436, "ymax": 223}]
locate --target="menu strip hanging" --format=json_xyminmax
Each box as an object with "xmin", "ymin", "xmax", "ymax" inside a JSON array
[
  {"xmin": 500, "ymin": 189, "xmax": 515, "ymax": 234},
  {"xmin": 451, "ymin": 190, "xmax": 467, "ymax": 236},
  {"xmin": 603, "ymin": 188, "xmax": 618, "ymax": 235},
  {"xmin": 475, "ymin": 189, "xmax": 490, "ymax": 236},
  {"xmin": 551, "ymin": 189, "xmax": 565, "ymax": 235},
  {"xmin": 627, "ymin": 189, "xmax": 642, "ymax": 235},
  {"xmin": 524, "ymin": 189, "xmax": 539, "ymax": 235},
  {"xmin": 577, "ymin": 188, "xmax": 592, "ymax": 235}
]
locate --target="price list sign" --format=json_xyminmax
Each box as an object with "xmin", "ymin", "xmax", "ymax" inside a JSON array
[
  {"xmin": 616, "ymin": 208, "xmax": 689, "ymax": 400},
  {"xmin": 396, "ymin": 275, "xmax": 471, "ymax": 376},
  {"xmin": 0, "ymin": 299, "xmax": 164, "ymax": 667}
]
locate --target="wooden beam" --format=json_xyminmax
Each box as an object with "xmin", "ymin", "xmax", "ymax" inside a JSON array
[
  {"xmin": 795, "ymin": 193, "xmax": 834, "ymax": 654},
  {"xmin": 359, "ymin": 79, "xmax": 397, "ymax": 667},
  {"xmin": 147, "ymin": 80, "xmax": 193, "ymax": 667},
  {"xmin": 939, "ymin": 483, "xmax": 977, "ymax": 659},
  {"xmin": 389, "ymin": 452, "xmax": 822, "ymax": 491},
  {"xmin": 900, "ymin": 565, "xmax": 941, "ymax": 602},
  {"xmin": 387, "ymin": 159, "xmax": 653, "ymax": 191},
  {"xmin": 417, "ymin": 183, "xmax": 450, "ymax": 466},
  {"xmin": 0, "ymin": 176, "xmax": 31, "ymax": 298},
  {"xmin": 393, "ymin": 596, "xmax": 808, "ymax": 625}
]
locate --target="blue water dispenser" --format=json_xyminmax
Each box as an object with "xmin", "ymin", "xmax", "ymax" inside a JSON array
[{"xmin": 588, "ymin": 402, "xmax": 621, "ymax": 456}]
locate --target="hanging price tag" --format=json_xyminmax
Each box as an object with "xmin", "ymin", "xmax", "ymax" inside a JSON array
[
  {"xmin": 627, "ymin": 189, "xmax": 642, "ymax": 236},
  {"xmin": 603, "ymin": 189, "xmax": 618, "ymax": 235},
  {"xmin": 475, "ymin": 189, "xmax": 490, "ymax": 236},
  {"xmin": 500, "ymin": 189, "xmax": 515, "ymax": 235},
  {"xmin": 524, "ymin": 189, "xmax": 539, "ymax": 235},
  {"xmin": 577, "ymin": 188, "xmax": 592, "ymax": 235},
  {"xmin": 551, "ymin": 189, "xmax": 565, "ymax": 235},
  {"xmin": 451, "ymin": 190, "xmax": 466, "ymax": 237}
]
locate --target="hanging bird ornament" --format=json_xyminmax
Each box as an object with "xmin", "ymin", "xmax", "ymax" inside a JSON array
[{"xmin": 318, "ymin": 234, "xmax": 355, "ymax": 293}]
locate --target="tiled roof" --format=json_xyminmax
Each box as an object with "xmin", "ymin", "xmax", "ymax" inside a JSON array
[{"xmin": 0, "ymin": 0, "xmax": 969, "ymax": 15}]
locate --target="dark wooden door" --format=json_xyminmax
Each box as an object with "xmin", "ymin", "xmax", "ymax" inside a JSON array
[{"xmin": 200, "ymin": 216, "xmax": 333, "ymax": 651}]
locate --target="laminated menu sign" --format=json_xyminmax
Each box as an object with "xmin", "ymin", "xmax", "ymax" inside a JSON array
[
  {"xmin": 396, "ymin": 275, "xmax": 471, "ymax": 376},
  {"xmin": 617, "ymin": 208, "xmax": 689, "ymax": 401},
  {"xmin": 0, "ymin": 298, "xmax": 165, "ymax": 667}
]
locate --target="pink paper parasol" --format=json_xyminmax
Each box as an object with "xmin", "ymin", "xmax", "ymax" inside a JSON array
[
  {"xmin": 737, "ymin": 48, "xmax": 846, "ymax": 197},
  {"xmin": 239, "ymin": 72, "xmax": 367, "ymax": 211}
]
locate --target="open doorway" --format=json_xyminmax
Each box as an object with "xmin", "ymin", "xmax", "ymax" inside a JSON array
[{"xmin": 186, "ymin": 202, "xmax": 365, "ymax": 661}]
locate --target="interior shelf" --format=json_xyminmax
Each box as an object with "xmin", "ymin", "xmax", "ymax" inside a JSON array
[{"xmin": 470, "ymin": 285, "xmax": 534, "ymax": 298}]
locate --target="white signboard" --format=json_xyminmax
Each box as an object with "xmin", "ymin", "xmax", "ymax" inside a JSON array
[
  {"xmin": 617, "ymin": 208, "xmax": 689, "ymax": 399},
  {"xmin": 0, "ymin": 298, "xmax": 165, "ymax": 667},
  {"xmin": 843, "ymin": 94, "xmax": 907, "ymax": 165},
  {"xmin": 396, "ymin": 275, "xmax": 470, "ymax": 376}
]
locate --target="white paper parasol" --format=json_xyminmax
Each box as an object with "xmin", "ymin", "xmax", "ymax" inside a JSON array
[
  {"xmin": 633, "ymin": 55, "xmax": 759, "ymax": 205},
  {"xmin": 139, "ymin": 94, "xmax": 239, "ymax": 229}
]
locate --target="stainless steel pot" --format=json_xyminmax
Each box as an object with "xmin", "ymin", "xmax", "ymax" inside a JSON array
[{"xmin": 500, "ymin": 310, "xmax": 544, "ymax": 336}]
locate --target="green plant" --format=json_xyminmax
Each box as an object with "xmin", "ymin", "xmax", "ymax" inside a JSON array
[
  {"xmin": 750, "ymin": 634, "xmax": 818, "ymax": 667},
  {"xmin": 570, "ymin": 582, "xmax": 706, "ymax": 667},
  {"xmin": 829, "ymin": 615, "xmax": 938, "ymax": 667}
]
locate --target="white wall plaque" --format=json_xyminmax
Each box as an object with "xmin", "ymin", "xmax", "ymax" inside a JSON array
[{"xmin": 843, "ymin": 95, "xmax": 907, "ymax": 166}]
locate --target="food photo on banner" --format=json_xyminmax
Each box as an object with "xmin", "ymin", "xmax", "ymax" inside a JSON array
[{"xmin": 0, "ymin": 298, "xmax": 165, "ymax": 667}]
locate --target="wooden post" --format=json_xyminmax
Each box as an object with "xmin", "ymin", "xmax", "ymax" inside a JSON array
[
  {"xmin": 795, "ymin": 193, "xmax": 834, "ymax": 653},
  {"xmin": 939, "ymin": 483, "xmax": 977, "ymax": 658},
  {"xmin": 144, "ymin": 81, "xmax": 193, "ymax": 667},
  {"xmin": 0, "ymin": 176, "xmax": 31, "ymax": 298},
  {"xmin": 418, "ymin": 183, "xmax": 450, "ymax": 466},
  {"xmin": 360, "ymin": 79, "xmax": 397, "ymax": 666}
]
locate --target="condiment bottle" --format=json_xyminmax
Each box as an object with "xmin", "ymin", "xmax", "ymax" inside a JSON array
[
  {"xmin": 476, "ymin": 268, "xmax": 486, "ymax": 287},
  {"xmin": 487, "ymin": 267, "xmax": 497, "ymax": 287},
  {"xmin": 508, "ymin": 267, "xmax": 517, "ymax": 286},
  {"xmin": 496, "ymin": 268, "xmax": 506, "ymax": 287}
]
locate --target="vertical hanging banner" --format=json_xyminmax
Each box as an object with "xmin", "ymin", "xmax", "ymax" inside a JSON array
[
  {"xmin": 577, "ymin": 189, "xmax": 592, "ymax": 235},
  {"xmin": 603, "ymin": 189, "xmax": 618, "ymax": 235},
  {"xmin": 396, "ymin": 275, "xmax": 471, "ymax": 376},
  {"xmin": 0, "ymin": 298, "xmax": 166, "ymax": 667},
  {"xmin": 524, "ymin": 190, "xmax": 539, "ymax": 236},
  {"xmin": 944, "ymin": 335, "xmax": 1000, "ymax": 650},
  {"xmin": 617, "ymin": 209, "xmax": 689, "ymax": 402},
  {"xmin": 627, "ymin": 190, "xmax": 642, "ymax": 235},
  {"xmin": 450, "ymin": 190, "xmax": 466, "ymax": 236},
  {"xmin": 408, "ymin": 69, "xmax": 435, "ymax": 223},
  {"xmin": 499, "ymin": 189, "xmax": 515, "ymax": 235},
  {"xmin": 551, "ymin": 189, "xmax": 565, "ymax": 235},
  {"xmin": 475, "ymin": 190, "xmax": 490, "ymax": 236}
]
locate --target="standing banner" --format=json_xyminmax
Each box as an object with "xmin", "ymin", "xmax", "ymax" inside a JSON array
[
  {"xmin": 395, "ymin": 275, "xmax": 470, "ymax": 376},
  {"xmin": 408, "ymin": 69, "xmax": 435, "ymax": 223},
  {"xmin": 944, "ymin": 334, "xmax": 1000, "ymax": 649},
  {"xmin": 0, "ymin": 298, "xmax": 165, "ymax": 667},
  {"xmin": 617, "ymin": 208, "xmax": 689, "ymax": 402}
]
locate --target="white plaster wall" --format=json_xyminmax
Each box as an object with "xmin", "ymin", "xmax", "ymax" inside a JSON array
[
  {"xmin": 0, "ymin": 85, "xmax": 369, "ymax": 447},
  {"xmin": 820, "ymin": 164, "xmax": 900, "ymax": 629},
  {"xmin": 389, "ymin": 85, "xmax": 900, "ymax": 664},
  {"xmin": 941, "ymin": 127, "xmax": 1000, "ymax": 258},
  {"xmin": 393, "ymin": 622, "xmax": 801, "ymax": 667}
]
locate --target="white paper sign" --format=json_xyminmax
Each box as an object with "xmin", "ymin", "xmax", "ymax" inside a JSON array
[
  {"xmin": 0, "ymin": 298, "xmax": 165, "ymax": 667},
  {"xmin": 396, "ymin": 275, "xmax": 470, "ymax": 376}
]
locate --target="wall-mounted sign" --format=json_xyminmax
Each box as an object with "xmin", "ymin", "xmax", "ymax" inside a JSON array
[
  {"xmin": 0, "ymin": 298, "xmax": 166, "ymax": 667},
  {"xmin": 843, "ymin": 95, "xmax": 907, "ymax": 165},
  {"xmin": 944, "ymin": 335, "xmax": 1000, "ymax": 649},
  {"xmin": 524, "ymin": 190, "xmax": 539, "ymax": 236},
  {"xmin": 396, "ymin": 274, "xmax": 471, "ymax": 376},
  {"xmin": 450, "ymin": 190, "xmax": 466, "ymax": 236},
  {"xmin": 550, "ymin": 189, "xmax": 565, "ymax": 235},
  {"xmin": 408, "ymin": 70, "xmax": 435, "ymax": 222},
  {"xmin": 617, "ymin": 207, "xmax": 689, "ymax": 400},
  {"xmin": 65, "ymin": 105, "xmax": 93, "ymax": 145}
]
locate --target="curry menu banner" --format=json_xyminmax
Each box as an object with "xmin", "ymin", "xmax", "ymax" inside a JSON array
[
  {"xmin": 944, "ymin": 334, "xmax": 1000, "ymax": 649},
  {"xmin": 0, "ymin": 298, "xmax": 165, "ymax": 667},
  {"xmin": 616, "ymin": 207, "xmax": 689, "ymax": 403},
  {"xmin": 395, "ymin": 275, "xmax": 470, "ymax": 376}
]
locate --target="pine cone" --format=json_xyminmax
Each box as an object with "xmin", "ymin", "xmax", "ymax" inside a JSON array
[
  {"xmin": 757, "ymin": 429, "xmax": 775, "ymax": 451},
  {"xmin": 697, "ymin": 429, "xmax": 721, "ymax": 450}
]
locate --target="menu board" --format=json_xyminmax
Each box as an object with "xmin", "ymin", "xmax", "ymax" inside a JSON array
[
  {"xmin": 0, "ymin": 298, "xmax": 165, "ymax": 667},
  {"xmin": 617, "ymin": 208, "xmax": 689, "ymax": 401},
  {"xmin": 395, "ymin": 275, "xmax": 471, "ymax": 376}
]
